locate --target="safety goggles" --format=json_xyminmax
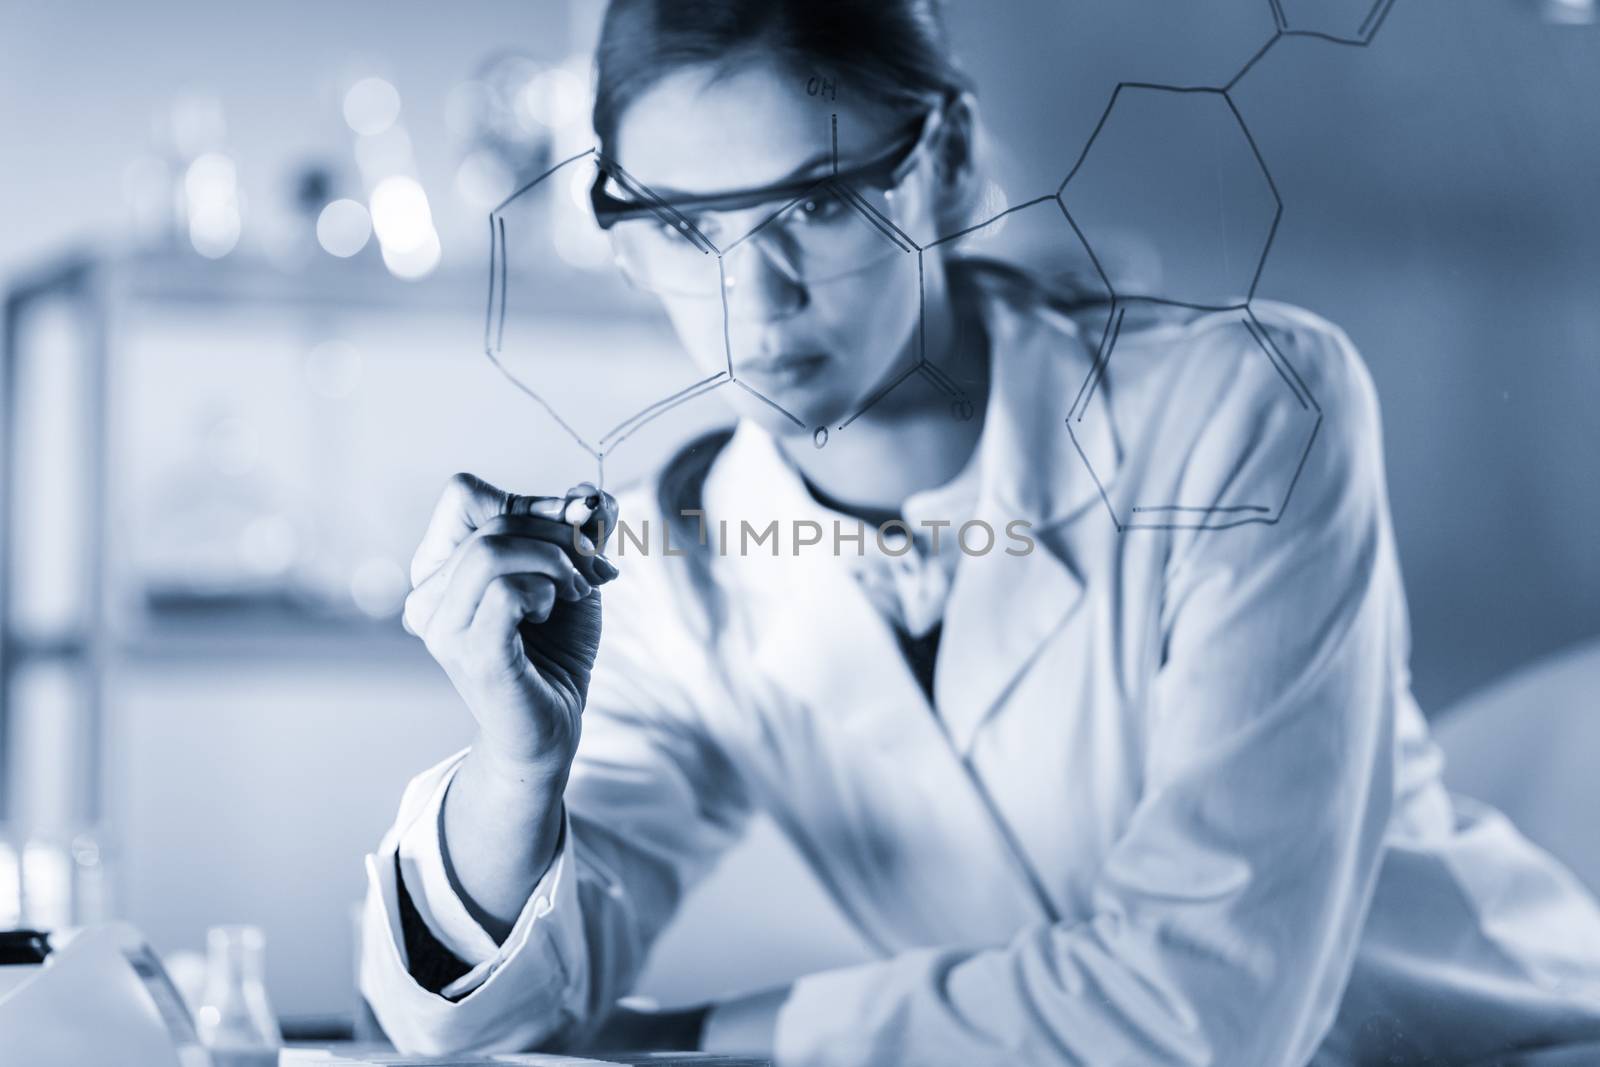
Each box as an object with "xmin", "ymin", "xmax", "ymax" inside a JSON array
[{"xmin": 589, "ymin": 98, "xmax": 949, "ymax": 298}]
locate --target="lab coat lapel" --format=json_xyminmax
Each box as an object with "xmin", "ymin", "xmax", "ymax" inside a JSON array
[
  {"xmin": 697, "ymin": 286, "xmax": 1120, "ymax": 930},
  {"xmin": 933, "ymin": 500, "xmax": 1085, "ymax": 756},
  {"xmin": 706, "ymin": 424, "xmax": 1063, "ymax": 932},
  {"xmin": 933, "ymin": 289, "xmax": 1120, "ymax": 755},
  {"xmin": 708, "ymin": 423, "xmax": 939, "ymax": 730},
  {"xmin": 744, "ymin": 546, "xmax": 1070, "ymax": 934}
]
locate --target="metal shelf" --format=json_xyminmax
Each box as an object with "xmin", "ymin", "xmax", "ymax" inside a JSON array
[{"xmin": 1, "ymin": 238, "xmax": 647, "ymax": 823}]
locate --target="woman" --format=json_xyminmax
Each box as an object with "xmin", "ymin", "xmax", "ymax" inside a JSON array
[{"xmin": 360, "ymin": 1, "xmax": 1600, "ymax": 1063}]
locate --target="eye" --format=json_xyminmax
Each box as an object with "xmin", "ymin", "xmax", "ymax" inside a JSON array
[
  {"xmin": 791, "ymin": 195, "xmax": 849, "ymax": 225},
  {"xmin": 657, "ymin": 214, "xmax": 718, "ymax": 244}
]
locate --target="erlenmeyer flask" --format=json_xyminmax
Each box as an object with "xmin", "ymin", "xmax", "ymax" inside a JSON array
[{"xmin": 196, "ymin": 924, "xmax": 281, "ymax": 1066}]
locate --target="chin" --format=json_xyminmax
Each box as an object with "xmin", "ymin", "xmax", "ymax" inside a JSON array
[{"xmin": 727, "ymin": 383, "xmax": 854, "ymax": 439}]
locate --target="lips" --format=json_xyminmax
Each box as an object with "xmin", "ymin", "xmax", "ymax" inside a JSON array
[
  {"xmin": 739, "ymin": 352, "xmax": 828, "ymax": 376},
  {"xmin": 737, "ymin": 352, "xmax": 829, "ymax": 388}
]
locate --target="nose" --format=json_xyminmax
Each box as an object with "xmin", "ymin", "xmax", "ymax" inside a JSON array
[{"xmin": 722, "ymin": 234, "xmax": 808, "ymax": 320}]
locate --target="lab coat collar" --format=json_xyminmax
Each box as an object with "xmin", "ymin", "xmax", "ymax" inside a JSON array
[
  {"xmin": 702, "ymin": 274, "xmax": 1116, "ymax": 758},
  {"xmin": 933, "ymin": 281, "xmax": 1116, "ymax": 751}
]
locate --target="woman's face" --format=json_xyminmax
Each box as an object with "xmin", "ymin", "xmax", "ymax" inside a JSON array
[{"xmin": 612, "ymin": 61, "xmax": 944, "ymax": 438}]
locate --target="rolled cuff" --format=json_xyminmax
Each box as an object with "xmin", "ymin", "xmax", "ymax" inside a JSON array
[{"xmin": 359, "ymin": 749, "xmax": 588, "ymax": 1055}]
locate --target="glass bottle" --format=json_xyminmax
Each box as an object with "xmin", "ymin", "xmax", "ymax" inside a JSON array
[
  {"xmin": 195, "ymin": 924, "xmax": 281, "ymax": 1066},
  {"xmin": 0, "ymin": 825, "xmax": 21, "ymax": 928},
  {"xmin": 20, "ymin": 832, "xmax": 72, "ymax": 930},
  {"xmin": 69, "ymin": 825, "xmax": 115, "ymax": 924}
]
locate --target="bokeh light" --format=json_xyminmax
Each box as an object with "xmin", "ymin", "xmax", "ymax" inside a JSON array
[
  {"xmin": 315, "ymin": 198, "xmax": 372, "ymax": 258},
  {"xmin": 369, "ymin": 176, "xmax": 434, "ymax": 253},
  {"xmin": 343, "ymin": 77, "xmax": 402, "ymax": 136},
  {"xmin": 184, "ymin": 152, "xmax": 242, "ymax": 258},
  {"xmin": 380, "ymin": 228, "xmax": 442, "ymax": 280}
]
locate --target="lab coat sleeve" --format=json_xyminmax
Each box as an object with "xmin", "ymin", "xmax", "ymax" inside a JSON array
[
  {"xmin": 359, "ymin": 553, "xmax": 753, "ymax": 1055},
  {"xmin": 773, "ymin": 318, "xmax": 1401, "ymax": 1066},
  {"xmin": 390, "ymin": 751, "xmax": 569, "ymax": 994}
]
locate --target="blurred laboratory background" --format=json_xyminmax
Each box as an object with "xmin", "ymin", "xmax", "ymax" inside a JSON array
[{"xmin": 1, "ymin": 0, "xmax": 1597, "ymax": 1039}]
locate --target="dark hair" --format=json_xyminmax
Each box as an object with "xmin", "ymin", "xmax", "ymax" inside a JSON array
[
  {"xmin": 592, "ymin": 0, "xmax": 972, "ymax": 160},
  {"xmin": 592, "ymin": 0, "xmax": 981, "ymax": 643}
]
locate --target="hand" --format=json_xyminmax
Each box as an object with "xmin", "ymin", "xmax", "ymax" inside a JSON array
[
  {"xmin": 584, "ymin": 1003, "xmax": 711, "ymax": 1053},
  {"xmin": 403, "ymin": 473, "xmax": 620, "ymax": 789}
]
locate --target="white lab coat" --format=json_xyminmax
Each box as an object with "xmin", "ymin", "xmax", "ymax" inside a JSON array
[{"xmin": 360, "ymin": 269, "xmax": 1600, "ymax": 1065}]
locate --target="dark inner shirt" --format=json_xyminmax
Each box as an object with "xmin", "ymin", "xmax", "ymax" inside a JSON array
[
  {"xmin": 794, "ymin": 476, "xmax": 945, "ymax": 703},
  {"xmin": 894, "ymin": 620, "xmax": 943, "ymax": 705}
]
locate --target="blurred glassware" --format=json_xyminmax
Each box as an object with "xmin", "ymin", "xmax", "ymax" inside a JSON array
[
  {"xmin": 68, "ymin": 826, "xmax": 115, "ymax": 925},
  {"xmin": 0, "ymin": 828, "xmax": 20, "ymax": 928},
  {"xmin": 196, "ymin": 924, "xmax": 281, "ymax": 1066},
  {"xmin": 15, "ymin": 826, "xmax": 113, "ymax": 930},
  {"xmin": 20, "ymin": 833, "xmax": 71, "ymax": 930},
  {"xmin": 163, "ymin": 947, "xmax": 208, "ymax": 1015}
]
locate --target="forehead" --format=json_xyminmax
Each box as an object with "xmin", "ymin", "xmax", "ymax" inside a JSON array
[{"xmin": 611, "ymin": 61, "xmax": 901, "ymax": 194}]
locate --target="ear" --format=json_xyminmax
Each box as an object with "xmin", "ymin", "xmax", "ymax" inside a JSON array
[
  {"xmin": 932, "ymin": 91, "xmax": 982, "ymax": 229},
  {"xmin": 935, "ymin": 91, "xmax": 978, "ymax": 184}
]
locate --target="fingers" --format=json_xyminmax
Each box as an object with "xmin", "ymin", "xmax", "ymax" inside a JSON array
[
  {"xmin": 468, "ymin": 573, "xmax": 562, "ymax": 652},
  {"xmin": 404, "ymin": 513, "xmax": 610, "ymax": 632},
  {"xmin": 508, "ymin": 482, "xmax": 618, "ymax": 553},
  {"xmin": 407, "ymin": 530, "xmax": 591, "ymax": 639},
  {"xmin": 412, "ymin": 474, "xmax": 617, "ymax": 588},
  {"xmin": 412, "ymin": 473, "xmax": 513, "ymax": 588}
]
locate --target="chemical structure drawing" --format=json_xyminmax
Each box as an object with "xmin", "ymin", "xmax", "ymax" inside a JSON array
[
  {"xmin": 1274, "ymin": 0, "xmax": 1399, "ymax": 46},
  {"xmin": 710, "ymin": 122, "xmax": 978, "ymax": 447},
  {"xmin": 973, "ymin": 0, "xmax": 1393, "ymax": 531},
  {"xmin": 483, "ymin": 124, "xmax": 974, "ymax": 484},
  {"xmin": 1058, "ymin": 84, "xmax": 1281, "ymax": 313},
  {"xmin": 484, "ymin": 148, "xmax": 729, "ymax": 493},
  {"xmin": 478, "ymin": 0, "xmax": 1397, "ymax": 530},
  {"xmin": 1065, "ymin": 306, "xmax": 1325, "ymax": 531}
]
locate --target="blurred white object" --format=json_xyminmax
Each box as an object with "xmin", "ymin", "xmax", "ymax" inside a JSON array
[
  {"xmin": 25, "ymin": 826, "xmax": 120, "ymax": 927},
  {"xmin": 0, "ymin": 923, "xmax": 212, "ymax": 1066},
  {"xmin": 1436, "ymin": 635, "xmax": 1600, "ymax": 894},
  {"xmin": 21, "ymin": 834, "xmax": 72, "ymax": 930},
  {"xmin": 0, "ymin": 830, "xmax": 19, "ymax": 927},
  {"xmin": 163, "ymin": 948, "xmax": 208, "ymax": 1015},
  {"xmin": 185, "ymin": 153, "xmax": 243, "ymax": 259},
  {"xmin": 195, "ymin": 925, "xmax": 279, "ymax": 1066},
  {"xmin": 1537, "ymin": 0, "xmax": 1596, "ymax": 23},
  {"xmin": 369, "ymin": 175, "xmax": 440, "ymax": 279},
  {"xmin": 68, "ymin": 828, "xmax": 115, "ymax": 924}
]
